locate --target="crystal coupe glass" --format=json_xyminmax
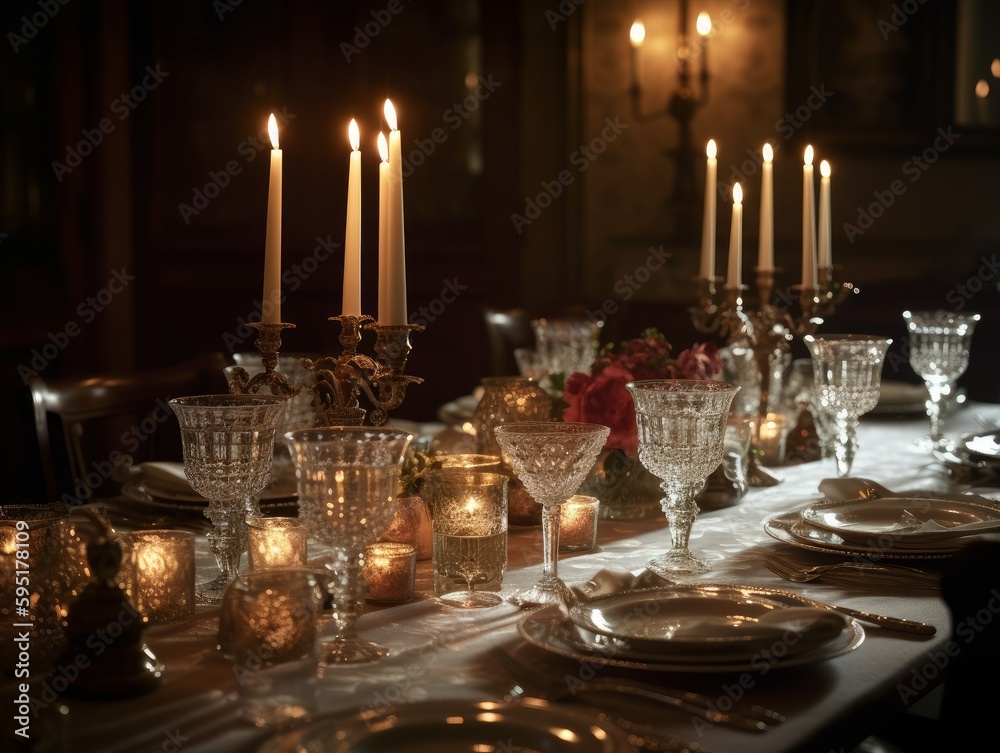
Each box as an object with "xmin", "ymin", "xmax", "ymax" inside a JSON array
[
  {"xmin": 903, "ymin": 310, "xmax": 980, "ymax": 451},
  {"xmin": 494, "ymin": 422, "xmax": 609, "ymax": 606},
  {"xmin": 285, "ymin": 427, "xmax": 411, "ymax": 665},
  {"xmin": 804, "ymin": 335, "xmax": 892, "ymax": 478},
  {"xmin": 169, "ymin": 395, "xmax": 288, "ymax": 605},
  {"xmin": 626, "ymin": 380, "xmax": 739, "ymax": 576}
]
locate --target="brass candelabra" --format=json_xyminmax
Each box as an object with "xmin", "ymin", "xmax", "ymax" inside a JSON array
[
  {"xmin": 690, "ymin": 267, "xmax": 857, "ymax": 485},
  {"xmin": 300, "ymin": 315, "xmax": 423, "ymax": 426},
  {"xmin": 227, "ymin": 322, "xmax": 301, "ymax": 398}
]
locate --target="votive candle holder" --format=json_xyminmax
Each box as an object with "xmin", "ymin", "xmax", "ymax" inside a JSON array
[
  {"xmin": 246, "ymin": 516, "xmax": 308, "ymax": 572},
  {"xmin": 363, "ymin": 542, "xmax": 418, "ymax": 604},
  {"xmin": 559, "ymin": 495, "xmax": 599, "ymax": 551},
  {"xmin": 120, "ymin": 530, "xmax": 196, "ymax": 624}
]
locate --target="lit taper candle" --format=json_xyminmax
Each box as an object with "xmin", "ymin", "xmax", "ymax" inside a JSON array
[{"xmin": 263, "ymin": 113, "xmax": 282, "ymax": 324}]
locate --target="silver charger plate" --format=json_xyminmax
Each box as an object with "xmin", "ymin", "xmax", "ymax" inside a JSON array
[
  {"xmin": 519, "ymin": 584, "xmax": 864, "ymax": 673},
  {"xmin": 255, "ymin": 697, "xmax": 634, "ymax": 753}
]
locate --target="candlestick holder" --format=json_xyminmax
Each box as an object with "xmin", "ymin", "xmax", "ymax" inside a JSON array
[
  {"xmin": 690, "ymin": 266, "xmax": 857, "ymax": 486},
  {"xmin": 227, "ymin": 322, "xmax": 301, "ymax": 398},
  {"xmin": 302, "ymin": 316, "xmax": 423, "ymax": 427}
]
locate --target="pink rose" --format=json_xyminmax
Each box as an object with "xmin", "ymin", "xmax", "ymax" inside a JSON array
[
  {"xmin": 676, "ymin": 342, "xmax": 722, "ymax": 381},
  {"xmin": 563, "ymin": 362, "xmax": 639, "ymax": 457}
]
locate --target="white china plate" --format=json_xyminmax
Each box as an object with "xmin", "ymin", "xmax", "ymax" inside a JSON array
[
  {"xmin": 256, "ymin": 697, "xmax": 634, "ymax": 753},
  {"xmin": 801, "ymin": 496, "xmax": 1000, "ymax": 544},
  {"xmin": 126, "ymin": 475, "xmax": 297, "ymax": 504},
  {"xmin": 121, "ymin": 480, "xmax": 297, "ymax": 516},
  {"xmin": 436, "ymin": 394, "xmax": 479, "ymax": 426},
  {"xmin": 521, "ymin": 584, "xmax": 864, "ymax": 673},
  {"xmin": 764, "ymin": 510, "xmax": 955, "ymax": 559},
  {"xmin": 959, "ymin": 431, "xmax": 1000, "ymax": 463},
  {"xmin": 565, "ymin": 587, "xmax": 850, "ymax": 663}
]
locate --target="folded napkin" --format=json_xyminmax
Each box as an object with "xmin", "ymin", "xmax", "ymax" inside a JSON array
[{"xmin": 139, "ymin": 462, "xmax": 199, "ymax": 495}]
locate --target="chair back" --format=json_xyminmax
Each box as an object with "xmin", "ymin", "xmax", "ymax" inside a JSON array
[{"xmin": 28, "ymin": 353, "xmax": 230, "ymax": 503}]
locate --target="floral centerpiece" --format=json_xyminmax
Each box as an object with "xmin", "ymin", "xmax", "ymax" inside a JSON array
[{"xmin": 562, "ymin": 329, "xmax": 722, "ymax": 518}]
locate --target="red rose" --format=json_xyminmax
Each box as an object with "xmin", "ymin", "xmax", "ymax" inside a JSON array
[
  {"xmin": 676, "ymin": 342, "xmax": 722, "ymax": 380},
  {"xmin": 563, "ymin": 362, "xmax": 639, "ymax": 457}
]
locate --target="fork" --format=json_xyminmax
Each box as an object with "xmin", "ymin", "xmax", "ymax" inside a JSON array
[
  {"xmin": 488, "ymin": 646, "xmax": 783, "ymax": 733},
  {"xmin": 762, "ymin": 555, "xmax": 940, "ymax": 589}
]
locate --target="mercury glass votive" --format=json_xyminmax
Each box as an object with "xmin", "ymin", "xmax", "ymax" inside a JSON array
[
  {"xmin": 558, "ymin": 495, "xmax": 600, "ymax": 552},
  {"xmin": 246, "ymin": 516, "xmax": 309, "ymax": 572},
  {"xmin": 119, "ymin": 530, "xmax": 196, "ymax": 624},
  {"xmin": 363, "ymin": 543, "xmax": 417, "ymax": 604},
  {"xmin": 755, "ymin": 412, "xmax": 789, "ymax": 467}
]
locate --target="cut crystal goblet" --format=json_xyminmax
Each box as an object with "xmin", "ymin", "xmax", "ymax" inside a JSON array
[
  {"xmin": 169, "ymin": 395, "xmax": 288, "ymax": 605},
  {"xmin": 494, "ymin": 421, "xmax": 609, "ymax": 606},
  {"xmin": 804, "ymin": 335, "xmax": 892, "ymax": 478},
  {"xmin": 285, "ymin": 427, "xmax": 411, "ymax": 665},
  {"xmin": 903, "ymin": 310, "xmax": 980, "ymax": 451},
  {"xmin": 626, "ymin": 380, "xmax": 739, "ymax": 576}
]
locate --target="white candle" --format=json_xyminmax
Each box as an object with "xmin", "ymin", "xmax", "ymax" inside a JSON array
[
  {"xmin": 759, "ymin": 143, "xmax": 773, "ymax": 271},
  {"xmin": 383, "ymin": 99, "xmax": 407, "ymax": 325},
  {"xmin": 801, "ymin": 145, "xmax": 817, "ymax": 289},
  {"xmin": 377, "ymin": 132, "xmax": 389, "ymax": 324},
  {"xmin": 727, "ymin": 182, "xmax": 743, "ymax": 289},
  {"xmin": 701, "ymin": 139, "xmax": 717, "ymax": 280},
  {"xmin": 343, "ymin": 119, "xmax": 362, "ymax": 317},
  {"xmin": 818, "ymin": 159, "xmax": 832, "ymax": 271},
  {"xmin": 263, "ymin": 113, "xmax": 282, "ymax": 324}
]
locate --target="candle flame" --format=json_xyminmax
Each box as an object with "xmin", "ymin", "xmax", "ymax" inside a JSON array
[
  {"xmin": 629, "ymin": 20, "xmax": 645, "ymax": 47},
  {"xmin": 706, "ymin": 138, "xmax": 717, "ymax": 159},
  {"xmin": 268, "ymin": 113, "xmax": 279, "ymax": 149},
  {"xmin": 733, "ymin": 182, "xmax": 743, "ymax": 204},
  {"xmin": 696, "ymin": 12, "xmax": 712, "ymax": 36},
  {"xmin": 820, "ymin": 159, "xmax": 831, "ymax": 178},
  {"xmin": 349, "ymin": 119, "xmax": 360, "ymax": 151},
  {"xmin": 763, "ymin": 143, "xmax": 773, "ymax": 163},
  {"xmin": 378, "ymin": 131, "xmax": 389, "ymax": 162},
  {"xmin": 464, "ymin": 497, "xmax": 480, "ymax": 515},
  {"xmin": 384, "ymin": 99, "xmax": 398, "ymax": 131},
  {"xmin": 804, "ymin": 145, "xmax": 814, "ymax": 166}
]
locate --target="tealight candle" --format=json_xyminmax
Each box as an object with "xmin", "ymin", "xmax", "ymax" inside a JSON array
[
  {"xmin": 246, "ymin": 517, "xmax": 308, "ymax": 571},
  {"xmin": 559, "ymin": 495, "xmax": 600, "ymax": 552},
  {"xmin": 363, "ymin": 542, "xmax": 417, "ymax": 604},
  {"xmin": 756, "ymin": 413, "xmax": 789, "ymax": 467},
  {"xmin": 120, "ymin": 530, "xmax": 195, "ymax": 624}
]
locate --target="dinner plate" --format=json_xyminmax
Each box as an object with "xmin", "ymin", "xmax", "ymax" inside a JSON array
[
  {"xmin": 520, "ymin": 584, "xmax": 864, "ymax": 673},
  {"xmin": 120, "ymin": 480, "xmax": 298, "ymax": 516},
  {"xmin": 801, "ymin": 496, "xmax": 1000, "ymax": 545},
  {"xmin": 959, "ymin": 431, "xmax": 1000, "ymax": 463},
  {"xmin": 436, "ymin": 394, "xmax": 479, "ymax": 426},
  {"xmin": 564, "ymin": 587, "xmax": 850, "ymax": 663},
  {"xmin": 764, "ymin": 510, "xmax": 955, "ymax": 559},
  {"xmin": 255, "ymin": 697, "xmax": 634, "ymax": 753}
]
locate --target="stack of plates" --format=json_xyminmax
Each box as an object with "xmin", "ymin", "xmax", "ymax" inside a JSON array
[
  {"xmin": 765, "ymin": 491, "xmax": 1000, "ymax": 559},
  {"xmin": 936, "ymin": 431, "xmax": 1000, "ymax": 480},
  {"xmin": 518, "ymin": 584, "xmax": 863, "ymax": 672}
]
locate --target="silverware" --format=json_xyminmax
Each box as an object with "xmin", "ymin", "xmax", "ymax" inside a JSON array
[
  {"xmin": 823, "ymin": 604, "xmax": 936, "ymax": 635},
  {"xmin": 762, "ymin": 555, "xmax": 940, "ymax": 589},
  {"xmin": 488, "ymin": 646, "xmax": 781, "ymax": 734}
]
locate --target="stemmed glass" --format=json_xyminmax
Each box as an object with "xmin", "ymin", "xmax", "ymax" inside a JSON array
[
  {"xmin": 494, "ymin": 422, "xmax": 609, "ymax": 606},
  {"xmin": 903, "ymin": 310, "xmax": 981, "ymax": 451},
  {"xmin": 804, "ymin": 335, "xmax": 892, "ymax": 478},
  {"xmin": 626, "ymin": 380, "xmax": 739, "ymax": 576},
  {"xmin": 285, "ymin": 427, "xmax": 411, "ymax": 665},
  {"xmin": 169, "ymin": 395, "xmax": 288, "ymax": 605}
]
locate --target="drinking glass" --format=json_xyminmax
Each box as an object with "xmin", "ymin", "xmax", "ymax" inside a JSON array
[
  {"xmin": 626, "ymin": 380, "xmax": 739, "ymax": 576},
  {"xmin": 903, "ymin": 310, "xmax": 981, "ymax": 450},
  {"xmin": 530, "ymin": 317, "xmax": 600, "ymax": 378},
  {"xmin": 169, "ymin": 395, "xmax": 287, "ymax": 605},
  {"xmin": 804, "ymin": 335, "xmax": 892, "ymax": 478},
  {"xmin": 285, "ymin": 427, "xmax": 411, "ymax": 664},
  {"xmin": 494, "ymin": 422, "xmax": 609, "ymax": 606}
]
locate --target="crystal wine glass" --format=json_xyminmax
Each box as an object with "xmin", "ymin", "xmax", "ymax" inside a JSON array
[
  {"xmin": 285, "ymin": 427, "xmax": 411, "ymax": 665},
  {"xmin": 804, "ymin": 335, "xmax": 892, "ymax": 478},
  {"xmin": 903, "ymin": 310, "xmax": 980, "ymax": 451},
  {"xmin": 626, "ymin": 380, "xmax": 739, "ymax": 576},
  {"xmin": 169, "ymin": 395, "xmax": 288, "ymax": 605},
  {"xmin": 494, "ymin": 421, "xmax": 609, "ymax": 606}
]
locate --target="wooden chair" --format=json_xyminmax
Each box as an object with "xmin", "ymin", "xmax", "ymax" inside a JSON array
[
  {"xmin": 27, "ymin": 353, "xmax": 230, "ymax": 503},
  {"xmin": 482, "ymin": 307, "xmax": 536, "ymax": 377}
]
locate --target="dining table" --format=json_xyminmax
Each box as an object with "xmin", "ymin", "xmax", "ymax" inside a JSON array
[{"xmin": 18, "ymin": 399, "xmax": 1000, "ymax": 753}]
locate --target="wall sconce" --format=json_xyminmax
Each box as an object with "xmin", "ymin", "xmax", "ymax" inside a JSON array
[{"xmin": 629, "ymin": 2, "xmax": 712, "ymax": 244}]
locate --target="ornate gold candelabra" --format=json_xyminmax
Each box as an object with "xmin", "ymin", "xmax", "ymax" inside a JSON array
[
  {"xmin": 690, "ymin": 267, "xmax": 856, "ymax": 485},
  {"xmin": 227, "ymin": 322, "xmax": 301, "ymax": 398},
  {"xmin": 300, "ymin": 315, "xmax": 423, "ymax": 427}
]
